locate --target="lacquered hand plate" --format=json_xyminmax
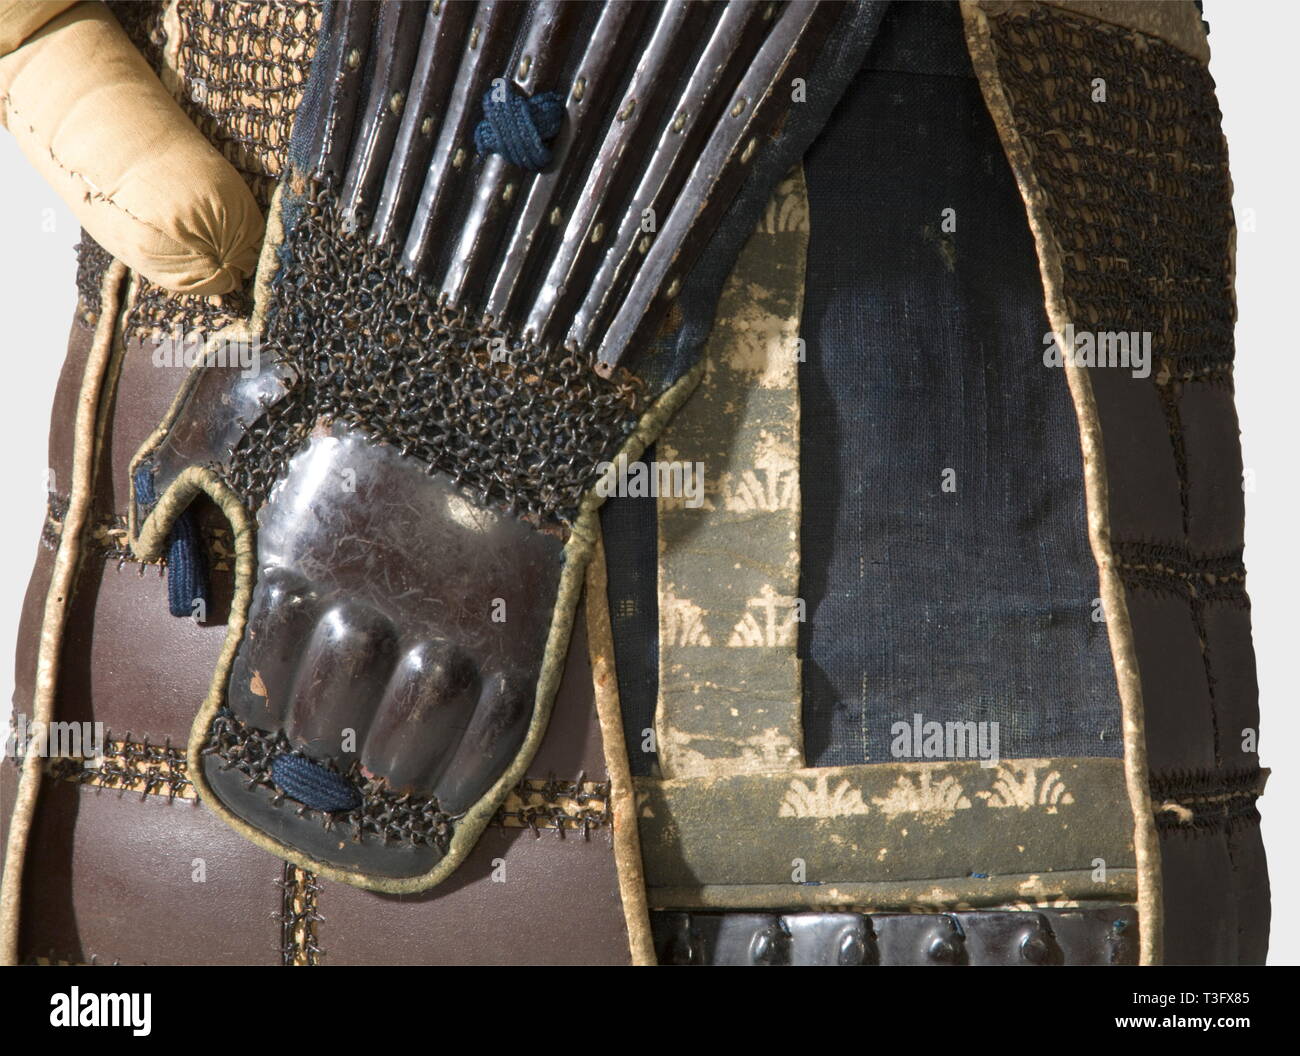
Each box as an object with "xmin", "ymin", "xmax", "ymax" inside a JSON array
[{"xmin": 135, "ymin": 354, "xmax": 564, "ymax": 882}]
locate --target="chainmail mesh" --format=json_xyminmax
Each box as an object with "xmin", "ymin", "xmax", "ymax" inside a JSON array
[
  {"xmin": 74, "ymin": 232, "xmax": 115, "ymax": 321},
  {"xmin": 224, "ymin": 186, "xmax": 644, "ymax": 526},
  {"xmin": 982, "ymin": 6, "xmax": 1235, "ymax": 373},
  {"xmin": 278, "ymin": 863, "xmax": 322, "ymax": 966},
  {"xmin": 172, "ymin": 0, "xmax": 321, "ymax": 208},
  {"xmin": 105, "ymin": 0, "xmax": 167, "ymax": 72},
  {"xmin": 205, "ymin": 710, "xmax": 456, "ymax": 851},
  {"xmin": 123, "ymin": 280, "xmax": 253, "ymax": 347},
  {"xmin": 497, "ymin": 776, "xmax": 612, "ymax": 836}
]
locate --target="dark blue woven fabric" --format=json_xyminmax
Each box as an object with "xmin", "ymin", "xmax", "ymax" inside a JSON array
[
  {"xmin": 796, "ymin": 1, "xmax": 1122, "ymax": 764},
  {"xmin": 271, "ymin": 753, "xmax": 361, "ymax": 813},
  {"xmin": 163, "ymin": 510, "xmax": 208, "ymax": 619},
  {"xmin": 599, "ymin": 4, "xmax": 889, "ymax": 763},
  {"xmin": 599, "ymin": 447, "xmax": 660, "ymax": 777},
  {"xmin": 132, "ymin": 465, "xmax": 157, "ymax": 508},
  {"xmin": 645, "ymin": 2, "xmax": 890, "ymax": 396},
  {"xmin": 474, "ymin": 86, "xmax": 564, "ymax": 170},
  {"xmin": 133, "ymin": 466, "xmax": 210, "ymax": 619}
]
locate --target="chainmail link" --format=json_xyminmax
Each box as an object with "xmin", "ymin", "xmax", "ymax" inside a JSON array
[
  {"xmin": 105, "ymin": 0, "xmax": 167, "ymax": 72},
  {"xmin": 74, "ymin": 232, "xmax": 115, "ymax": 322},
  {"xmin": 204, "ymin": 710, "xmax": 456, "ymax": 851},
  {"xmin": 225, "ymin": 186, "xmax": 643, "ymax": 527},
  {"xmin": 48, "ymin": 736, "xmax": 194, "ymax": 801},
  {"xmin": 279, "ymin": 864, "xmax": 322, "ymax": 966},
  {"xmin": 983, "ymin": 6, "xmax": 1235, "ymax": 372},
  {"xmin": 497, "ymin": 776, "xmax": 612, "ymax": 836},
  {"xmin": 172, "ymin": 0, "xmax": 322, "ymax": 208}
]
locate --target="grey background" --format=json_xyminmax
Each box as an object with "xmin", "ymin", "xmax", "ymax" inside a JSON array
[{"xmin": 0, "ymin": 1, "xmax": 1293, "ymax": 962}]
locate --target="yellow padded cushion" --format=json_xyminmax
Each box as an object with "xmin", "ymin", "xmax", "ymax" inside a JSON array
[
  {"xmin": 0, "ymin": 1, "xmax": 264, "ymax": 295},
  {"xmin": 0, "ymin": 1, "xmax": 76, "ymax": 56}
]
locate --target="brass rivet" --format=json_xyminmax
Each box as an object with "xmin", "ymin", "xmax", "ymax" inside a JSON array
[
  {"xmin": 470, "ymin": 27, "xmax": 480, "ymax": 49},
  {"xmin": 638, "ymin": 235, "xmax": 652, "ymax": 254},
  {"xmin": 672, "ymin": 111, "xmax": 687, "ymax": 133},
  {"xmin": 549, "ymin": 207, "xmax": 563, "ymax": 226},
  {"xmin": 731, "ymin": 97, "xmax": 748, "ymax": 118},
  {"xmin": 420, "ymin": 116, "xmax": 433, "ymax": 136},
  {"xmin": 517, "ymin": 55, "xmax": 533, "ymax": 80},
  {"xmin": 618, "ymin": 98, "xmax": 636, "ymax": 121},
  {"xmin": 572, "ymin": 76, "xmax": 587, "ymax": 102},
  {"xmin": 346, "ymin": 48, "xmax": 361, "ymax": 69},
  {"xmin": 665, "ymin": 277, "xmax": 681, "ymax": 299},
  {"xmin": 452, "ymin": 147, "xmax": 466, "ymax": 168},
  {"xmin": 740, "ymin": 137, "xmax": 757, "ymax": 163},
  {"xmin": 502, "ymin": 183, "xmax": 516, "ymax": 203},
  {"xmin": 590, "ymin": 222, "xmax": 605, "ymax": 244},
  {"xmin": 389, "ymin": 92, "xmax": 405, "ymax": 116}
]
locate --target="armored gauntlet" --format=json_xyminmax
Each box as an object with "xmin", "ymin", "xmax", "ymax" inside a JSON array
[{"xmin": 127, "ymin": 0, "xmax": 871, "ymax": 891}]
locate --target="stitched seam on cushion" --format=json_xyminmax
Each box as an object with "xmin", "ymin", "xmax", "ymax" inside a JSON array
[{"xmin": 1, "ymin": 95, "xmax": 224, "ymax": 267}]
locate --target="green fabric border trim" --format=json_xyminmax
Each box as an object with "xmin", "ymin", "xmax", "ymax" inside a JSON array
[
  {"xmin": 650, "ymin": 869, "xmax": 1140, "ymax": 912},
  {"xmin": 637, "ymin": 757, "xmax": 1134, "ymax": 907},
  {"xmin": 655, "ymin": 166, "xmax": 809, "ymax": 779}
]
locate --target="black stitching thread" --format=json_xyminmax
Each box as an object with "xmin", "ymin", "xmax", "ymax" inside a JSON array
[
  {"xmin": 1149, "ymin": 768, "xmax": 1263, "ymax": 835},
  {"xmin": 1113, "ymin": 540, "xmax": 1249, "ymax": 768}
]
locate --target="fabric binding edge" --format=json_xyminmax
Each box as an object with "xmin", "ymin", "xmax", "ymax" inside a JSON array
[
  {"xmin": 960, "ymin": 0, "xmax": 1163, "ymax": 964},
  {"xmin": 0, "ymin": 259, "xmax": 128, "ymax": 965},
  {"xmin": 586, "ymin": 534, "xmax": 658, "ymax": 965}
]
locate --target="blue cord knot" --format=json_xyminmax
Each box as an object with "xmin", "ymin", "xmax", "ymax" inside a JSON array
[
  {"xmin": 134, "ymin": 465, "xmax": 209, "ymax": 619},
  {"xmin": 272, "ymin": 752, "xmax": 362, "ymax": 813},
  {"xmin": 474, "ymin": 85, "xmax": 565, "ymax": 170}
]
